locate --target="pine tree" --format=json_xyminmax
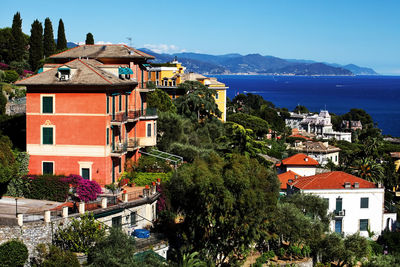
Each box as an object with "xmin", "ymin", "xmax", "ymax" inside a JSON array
[
  {"xmin": 10, "ymin": 12, "xmax": 26, "ymax": 62},
  {"xmin": 85, "ymin": 33, "xmax": 94, "ymax": 45},
  {"xmin": 56, "ymin": 19, "xmax": 67, "ymax": 51},
  {"xmin": 43, "ymin": 17, "xmax": 56, "ymax": 57},
  {"xmin": 29, "ymin": 20, "xmax": 43, "ymax": 71}
]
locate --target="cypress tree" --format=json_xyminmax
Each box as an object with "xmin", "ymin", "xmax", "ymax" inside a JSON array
[
  {"xmin": 56, "ymin": 19, "xmax": 67, "ymax": 51},
  {"xmin": 85, "ymin": 33, "xmax": 94, "ymax": 45},
  {"xmin": 10, "ymin": 12, "xmax": 26, "ymax": 62},
  {"xmin": 43, "ymin": 17, "xmax": 56, "ymax": 57},
  {"xmin": 29, "ymin": 20, "xmax": 43, "ymax": 71}
]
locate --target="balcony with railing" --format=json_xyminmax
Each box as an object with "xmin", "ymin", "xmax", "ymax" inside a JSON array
[
  {"xmin": 110, "ymin": 112, "xmax": 128, "ymax": 125},
  {"xmin": 127, "ymin": 138, "xmax": 140, "ymax": 151},
  {"xmin": 127, "ymin": 110, "xmax": 141, "ymax": 122},
  {"xmin": 333, "ymin": 209, "xmax": 346, "ymax": 217},
  {"xmin": 111, "ymin": 141, "xmax": 127, "ymax": 157},
  {"xmin": 140, "ymin": 108, "xmax": 157, "ymax": 120}
]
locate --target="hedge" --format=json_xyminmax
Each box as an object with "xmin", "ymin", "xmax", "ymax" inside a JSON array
[
  {"xmin": 24, "ymin": 175, "xmax": 69, "ymax": 202},
  {"xmin": 0, "ymin": 240, "xmax": 28, "ymax": 267},
  {"xmin": 134, "ymin": 172, "xmax": 172, "ymax": 186}
]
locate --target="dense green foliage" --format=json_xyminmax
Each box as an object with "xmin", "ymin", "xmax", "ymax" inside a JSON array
[
  {"xmin": 227, "ymin": 113, "xmax": 269, "ymax": 137},
  {"xmin": 86, "ymin": 33, "xmax": 94, "ymax": 45},
  {"xmin": 29, "ymin": 19, "xmax": 43, "ymax": 71},
  {"xmin": 166, "ymin": 153, "xmax": 279, "ymax": 265},
  {"xmin": 292, "ymin": 105, "xmax": 309, "ymax": 114},
  {"xmin": 43, "ymin": 18, "xmax": 56, "ymax": 57},
  {"xmin": 0, "ymin": 28, "xmax": 13, "ymax": 63},
  {"xmin": 174, "ymin": 81, "xmax": 221, "ymax": 121},
  {"xmin": 4, "ymin": 70, "xmax": 19, "ymax": 83},
  {"xmin": 147, "ymin": 88, "xmax": 176, "ymax": 113},
  {"xmin": 87, "ymin": 228, "xmax": 166, "ymax": 267},
  {"xmin": 134, "ymin": 172, "xmax": 172, "ymax": 186},
  {"xmin": 319, "ymin": 233, "xmax": 370, "ymax": 266},
  {"xmin": 56, "ymin": 19, "xmax": 67, "ymax": 51},
  {"xmin": 24, "ymin": 175, "xmax": 70, "ymax": 202},
  {"xmin": 53, "ymin": 213, "xmax": 106, "ymax": 254},
  {"xmin": 0, "ymin": 89, "xmax": 6, "ymax": 114},
  {"xmin": 0, "ymin": 135, "xmax": 17, "ymax": 195},
  {"xmin": 33, "ymin": 244, "xmax": 80, "ymax": 267},
  {"xmin": 0, "ymin": 239, "xmax": 28, "ymax": 267},
  {"xmin": 10, "ymin": 12, "xmax": 26, "ymax": 62}
]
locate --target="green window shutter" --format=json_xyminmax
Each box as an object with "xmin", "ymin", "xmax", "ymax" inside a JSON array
[
  {"xmin": 82, "ymin": 168, "xmax": 90, "ymax": 180},
  {"xmin": 107, "ymin": 95, "xmax": 109, "ymax": 114},
  {"xmin": 131, "ymin": 212, "xmax": 137, "ymax": 226},
  {"xmin": 125, "ymin": 95, "xmax": 128, "ymax": 115},
  {"xmin": 335, "ymin": 198, "xmax": 342, "ymax": 211},
  {"xmin": 42, "ymin": 127, "xmax": 53, "ymax": 145},
  {"xmin": 119, "ymin": 95, "xmax": 122, "ymax": 111},
  {"xmin": 43, "ymin": 162, "xmax": 54, "ymax": 174},
  {"xmin": 106, "ymin": 128, "xmax": 109, "ymax": 145},
  {"xmin": 147, "ymin": 124, "xmax": 151, "ymax": 137},
  {"xmin": 361, "ymin": 197, "xmax": 369, "ymax": 208},
  {"xmin": 42, "ymin": 96, "xmax": 53, "ymax": 113},
  {"xmin": 360, "ymin": 219, "xmax": 369, "ymax": 231},
  {"xmin": 112, "ymin": 216, "xmax": 122, "ymax": 228}
]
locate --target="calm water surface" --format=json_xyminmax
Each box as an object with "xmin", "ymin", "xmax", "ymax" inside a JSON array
[{"xmin": 214, "ymin": 75, "xmax": 400, "ymax": 137}]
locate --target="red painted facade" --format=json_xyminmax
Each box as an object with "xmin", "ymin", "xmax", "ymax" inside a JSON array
[{"xmin": 21, "ymin": 45, "xmax": 157, "ymax": 186}]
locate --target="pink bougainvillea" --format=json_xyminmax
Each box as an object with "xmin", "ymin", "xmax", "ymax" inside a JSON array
[
  {"xmin": 76, "ymin": 179, "xmax": 103, "ymax": 202},
  {"xmin": 62, "ymin": 174, "xmax": 103, "ymax": 202},
  {"xmin": 0, "ymin": 62, "xmax": 9, "ymax": 70}
]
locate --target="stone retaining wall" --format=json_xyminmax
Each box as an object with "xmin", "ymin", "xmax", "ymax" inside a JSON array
[{"xmin": 0, "ymin": 219, "xmax": 66, "ymax": 261}]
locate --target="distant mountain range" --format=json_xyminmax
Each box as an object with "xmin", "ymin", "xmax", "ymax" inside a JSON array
[
  {"xmin": 139, "ymin": 48, "xmax": 378, "ymax": 76},
  {"xmin": 63, "ymin": 42, "xmax": 377, "ymax": 75}
]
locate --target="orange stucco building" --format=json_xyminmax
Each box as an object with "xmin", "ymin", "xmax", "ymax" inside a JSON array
[{"xmin": 17, "ymin": 45, "xmax": 157, "ymax": 186}]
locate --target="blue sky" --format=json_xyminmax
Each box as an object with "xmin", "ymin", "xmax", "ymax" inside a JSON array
[{"xmin": 1, "ymin": 0, "xmax": 400, "ymax": 74}]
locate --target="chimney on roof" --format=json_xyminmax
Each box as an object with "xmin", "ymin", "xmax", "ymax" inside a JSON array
[
  {"xmin": 344, "ymin": 182, "xmax": 351, "ymax": 189},
  {"xmin": 294, "ymin": 175, "xmax": 298, "ymax": 179},
  {"xmin": 354, "ymin": 182, "xmax": 359, "ymax": 188},
  {"xmin": 304, "ymin": 157, "xmax": 308, "ymax": 162}
]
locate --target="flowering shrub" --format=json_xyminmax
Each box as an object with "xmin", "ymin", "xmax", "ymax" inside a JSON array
[
  {"xmin": 62, "ymin": 175, "xmax": 102, "ymax": 202},
  {"xmin": 22, "ymin": 69, "xmax": 34, "ymax": 77},
  {"xmin": 76, "ymin": 179, "xmax": 102, "ymax": 202},
  {"xmin": 0, "ymin": 62, "xmax": 9, "ymax": 70}
]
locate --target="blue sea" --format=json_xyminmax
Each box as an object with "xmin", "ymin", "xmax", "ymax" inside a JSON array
[{"xmin": 214, "ymin": 75, "xmax": 400, "ymax": 137}]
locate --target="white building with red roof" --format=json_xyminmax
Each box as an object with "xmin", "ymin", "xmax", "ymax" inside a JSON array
[
  {"xmin": 287, "ymin": 171, "xmax": 397, "ymax": 237},
  {"xmin": 276, "ymin": 153, "xmax": 319, "ymax": 177}
]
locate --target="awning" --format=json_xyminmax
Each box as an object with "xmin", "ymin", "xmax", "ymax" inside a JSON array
[
  {"xmin": 58, "ymin": 67, "xmax": 70, "ymax": 71},
  {"xmin": 119, "ymin": 67, "xmax": 133, "ymax": 75},
  {"xmin": 37, "ymin": 68, "xmax": 43, "ymax": 74}
]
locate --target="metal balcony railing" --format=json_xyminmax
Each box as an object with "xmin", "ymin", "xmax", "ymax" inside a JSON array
[
  {"xmin": 334, "ymin": 209, "xmax": 346, "ymax": 217},
  {"xmin": 127, "ymin": 138, "xmax": 140, "ymax": 150},
  {"xmin": 128, "ymin": 110, "xmax": 141, "ymax": 121},
  {"xmin": 111, "ymin": 112, "xmax": 128, "ymax": 124},
  {"xmin": 140, "ymin": 108, "xmax": 157, "ymax": 118},
  {"xmin": 111, "ymin": 141, "xmax": 127, "ymax": 155}
]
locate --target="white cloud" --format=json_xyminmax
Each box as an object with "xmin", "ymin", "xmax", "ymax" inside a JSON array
[{"xmin": 143, "ymin": 44, "xmax": 186, "ymax": 54}]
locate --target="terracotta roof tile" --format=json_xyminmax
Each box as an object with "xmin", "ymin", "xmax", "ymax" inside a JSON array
[
  {"xmin": 278, "ymin": 171, "xmax": 301, "ymax": 190},
  {"xmin": 16, "ymin": 59, "xmax": 137, "ymax": 87},
  {"xmin": 292, "ymin": 171, "xmax": 377, "ymax": 190},
  {"xmin": 50, "ymin": 44, "xmax": 155, "ymax": 60},
  {"xmin": 281, "ymin": 153, "xmax": 319, "ymax": 166}
]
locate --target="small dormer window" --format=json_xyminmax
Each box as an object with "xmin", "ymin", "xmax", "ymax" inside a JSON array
[
  {"xmin": 344, "ymin": 182, "xmax": 351, "ymax": 189},
  {"xmin": 118, "ymin": 67, "xmax": 133, "ymax": 80},
  {"xmin": 58, "ymin": 67, "xmax": 71, "ymax": 81}
]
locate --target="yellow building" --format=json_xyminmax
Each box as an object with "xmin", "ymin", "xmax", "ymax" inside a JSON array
[{"xmin": 148, "ymin": 60, "xmax": 227, "ymax": 121}]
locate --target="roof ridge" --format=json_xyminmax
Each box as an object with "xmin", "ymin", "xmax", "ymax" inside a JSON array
[
  {"xmin": 50, "ymin": 45, "xmax": 81, "ymax": 58},
  {"xmin": 78, "ymin": 59, "xmax": 112, "ymax": 84},
  {"xmin": 15, "ymin": 58, "xmax": 81, "ymax": 84}
]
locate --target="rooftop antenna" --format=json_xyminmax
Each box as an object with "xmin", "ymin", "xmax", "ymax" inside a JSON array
[{"xmin": 126, "ymin": 37, "xmax": 132, "ymax": 47}]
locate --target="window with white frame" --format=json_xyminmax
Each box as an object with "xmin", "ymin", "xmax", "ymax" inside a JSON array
[
  {"xmin": 79, "ymin": 162, "xmax": 93, "ymax": 180},
  {"xmin": 41, "ymin": 95, "xmax": 55, "ymax": 114},
  {"xmin": 42, "ymin": 126, "xmax": 54, "ymax": 145},
  {"xmin": 147, "ymin": 123, "xmax": 152, "ymax": 137}
]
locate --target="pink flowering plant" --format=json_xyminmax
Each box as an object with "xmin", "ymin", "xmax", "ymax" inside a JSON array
[{"xmin": 62, "ymin": 175, "xmax": 103, "ymax": 202}]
